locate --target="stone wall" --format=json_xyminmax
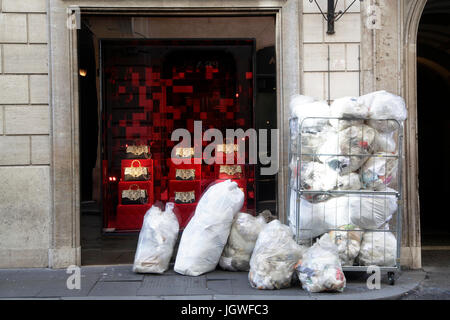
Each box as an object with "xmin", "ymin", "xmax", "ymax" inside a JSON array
[
  {"xmin": 0, "ymin": 0, "xmax": 51, "ymax": 267},
  {"xmin": 301, "ymin": 0, "xmax": 361, "ymax": 101}
]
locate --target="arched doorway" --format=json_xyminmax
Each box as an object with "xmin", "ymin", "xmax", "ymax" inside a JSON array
[{"xmin": 417, "ymin": 0, "xmax": 450, "ymax": 247}]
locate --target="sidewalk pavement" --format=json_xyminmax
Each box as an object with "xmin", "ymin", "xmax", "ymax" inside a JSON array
[{"xmin": 0, "ymin": 265, "xmax": 426, "ymax": 300}]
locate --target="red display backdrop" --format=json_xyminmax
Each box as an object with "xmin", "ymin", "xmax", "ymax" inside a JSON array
[{"xmin": 102, "ymin": 40, "xmax": 256, "ymax": 231}]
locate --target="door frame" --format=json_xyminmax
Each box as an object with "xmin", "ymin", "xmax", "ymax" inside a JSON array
[{"xmin": 48, "ymin": 0, "xmax": 301, "ymax": 267}]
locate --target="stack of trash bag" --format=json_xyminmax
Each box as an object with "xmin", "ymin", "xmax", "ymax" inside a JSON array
[
  {"xmin": 295, "ymin": 234, "xmax": 346, "ymax": 293},
  {"xmin": 219, "ymin": 212, "xmax": 269, "ymax": 272},
  {"xmin": 288, "ymin": 90, "xmax": 406, "ymax": 267},
  {"xmin": 133, "ymin": 203, "xmax": 179, "ymax": 274},
  {"xmin": 358, "ymin": 231, "xmax": 397, "ymax": 266},
  {"xmin": 249, "ymin": 220, "xmax": 306, "ymax": 290},
  {"xmin": 174, "ymin": 180, "xmax": 244, "ymax": 276}
]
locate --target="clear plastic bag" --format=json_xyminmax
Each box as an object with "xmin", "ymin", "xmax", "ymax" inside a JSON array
[
  {"xmin": 358, "ymin": 90, "xmax": 407, "ymax": 133},
  {"xmin": 174, "ymin": 180, "xmax": 244, "ymax": 276},
  {"xmin": 290, "ymin": 94, "xmax": 330, "ymax": 133},
  {"xmin": 325, "ymin": 224, "xmax": 363, "ymax": 266},
  {"xmin": 358, "ymin": 231, "xmax": 397, "ymax": 266},
  {"xmin": 219, "ymin": 212, "xmax": 268, "ymax": 272},
  {"xmin": 249, "ymin": 220, "xmax": 306, "ymax": 290},
  {"xmin": 361, "ymin": 153, "xmax": 398, "ymax": 190},
  {"xmin": 133, "ymin": 203, "xmax": 179, "ymax": 274},
  {"xmin": 329, "ymin": 96, "xmax": 370, "ymax": 130},
  {"xmin": 296, "ymin": 233, "xmax": 346, "ymax": 293}
]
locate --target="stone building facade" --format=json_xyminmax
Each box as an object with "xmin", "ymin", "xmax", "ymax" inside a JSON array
[{"xmin": 0, "ymin": 0, "xmax": 428, "ymax": 268}]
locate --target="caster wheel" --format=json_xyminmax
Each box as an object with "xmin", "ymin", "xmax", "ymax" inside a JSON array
[{"xmin": 388, "ymin": 272, "xmax": 395, "ymax": 285}]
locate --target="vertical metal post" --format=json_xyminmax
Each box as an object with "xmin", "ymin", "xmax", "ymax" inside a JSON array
[{"xmin": 327, "ymin": 0, "xmax": 335, "ymax": 34}]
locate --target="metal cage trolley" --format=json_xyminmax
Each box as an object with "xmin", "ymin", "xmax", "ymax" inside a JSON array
[{"xmin": 288, "ymin": 116, "xmax": 403, "ymax": 285}]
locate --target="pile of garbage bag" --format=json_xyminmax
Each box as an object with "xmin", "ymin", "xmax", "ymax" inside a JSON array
[{"xmin": 289, "ymin": 90, "xmax": 405, "ymax": 268}]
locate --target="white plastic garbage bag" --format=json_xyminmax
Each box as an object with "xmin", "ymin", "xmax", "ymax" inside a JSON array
[
  {"xmin": 361, "ymin": 153, "xmax": 398, "ymax": 190},
  {"xmin": 329, "ymin": 96, "xmax": 370, "ymax": 130},
  {"xmin": 133, "ymin": 203, "xmax": 179, "ymax": 274},
  {"xmin": 349, "ymin": 188, "xmax": 398, "ymax": 229},
  {"xmin": 358, "ymin": 90, "xmax": 407, "ymax": 133},
  {"xmin": 324, "ymin": 224, "xmax": 363, "ymax": 266},
  {"xmin": 249, "ymin": 220, "xmax": 306, "ymax": 290},
  {"xmin": 290, "ymin": 95, "xmax": 330, "ymax": 133},
  {"xmin": 174, "ymin": 180, "xmax": 245, "ymax": 276},
  {"xmin": 289, "ymin": 192, "xmax": 352, "ymax": 241},
  {"xmin": 296, "ymin": 234, "xmax": 346, "ymax": 293},
  {"xmin": 358, "ymin": 231, "xmax": 397, "ymax": 266},
  {"xmin": 374, "ymin": 131, "xmax": 397, "ymax": 153},
  {"xmin": 219, "ymin": 212, "xmax": 268, "ymax": 272}
]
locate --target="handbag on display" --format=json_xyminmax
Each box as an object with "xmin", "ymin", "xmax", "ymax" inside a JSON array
[
  {"xmin": 125, "ymin": 145, "xmax": 151, "ymax": 159},
  {"xmin": 175, "ymin": 169, "xmax": 196, "ymax": 181},
  {"xmin": 121, "ymin": 184, "xmax": 148, "ymax": 205},
  {"xmin": 124, "ymin": 160, "xmax": 150, "ymax": 181},
  {"xmin": 175, "ymin": 147, "xmax": 195, "ymax": 158},
  {"xmin": 218, "ymin": 165, "xmax": 243, "ymax": 179},
  {"xmin": 175, "ymin": 191, "xmax": 196, "ymax": 204}
]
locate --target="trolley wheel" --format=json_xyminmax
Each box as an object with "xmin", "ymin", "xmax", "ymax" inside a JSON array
[{"xmin": 388, "ymin": 272, "xmax": 395, "ymax": 285}]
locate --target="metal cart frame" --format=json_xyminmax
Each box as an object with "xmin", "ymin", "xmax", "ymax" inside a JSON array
[{"xmin": 288, "ymin": 116, "xmax": 403, "ymax": 285}]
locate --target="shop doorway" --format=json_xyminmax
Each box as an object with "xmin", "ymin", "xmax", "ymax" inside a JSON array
[
  {"xmin": 417, "ymin": 0, "xmax": 450, "ymax": 247},
  {"xmin": 78, "ymin": 15, "xmax": 277, "ymax": 265}
]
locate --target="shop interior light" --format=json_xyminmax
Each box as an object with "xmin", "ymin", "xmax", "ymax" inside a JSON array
[
  {"xmin": 309, "ymin": 0, "xmax": 363, "ymax": 35},
  {"xmin": 79, "ymin": 68, "xmax": 87, "ymax": 77}
]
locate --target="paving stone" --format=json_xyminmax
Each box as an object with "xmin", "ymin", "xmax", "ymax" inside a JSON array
[
  {"xmin": 206, "ymin": 279, "xmax": 233, "ymax": 295},
  {"xmin": 137, "ymin": 275, "xmax": 209, "ymax": 296},
  {"xmin": 88, "ymin": 281, "xmax": 141, "ymax": 297},
  {"xmin": 100, "ymin": 265, "xmax": 144, "ymax": 282}
]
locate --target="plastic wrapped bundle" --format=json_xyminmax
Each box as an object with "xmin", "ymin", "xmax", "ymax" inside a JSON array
[
  {"xmin": 133, "ymin": 203, "xmax": 179, "ymax": 274},
  {"xmin": 337, "ymin": 125, "xmax": 376, "ymax": 174},
  {"xmin": 358, "ymin": 231, "xmax": 397, "ymax": 266},
  {"xmin": 249, "ymin": 220, "xmax": 306, "ymax": 290},
  {"xmin": 296, "ymin": 234, "xmax": 346, "ymax": 293},
  {"xmin": 324, "ymin": 224, "xmax": 363, "ymax": 266},
  {"xmin": 290, "ymin": 94, "xmax": 330, "ymax": 133},
  {"xmin": 174, "ymin": 180, "xmax": 244, "ymax": 276},
  {"xmin": 361, "ymin": 153, "xmax": 398, "ymax": 190},
  {"xmin": 329, "ymin": 96, "xmax": 370, "ymax": 130},
  {"xmin": 289, "ymin": 193, "xmax": 352, "ymax": 241},
  {"xmin": 373, "ymin": 131, "xmax": 397, "ymax": 153},
  {"xmin": 349, "ymin": 188, "xmax": 398, "ymax": 229},
  {"xmin": 358, "ymin": 90, "xmax": 407, "ymax": 133},
  {"xmin": 219, "ymin": 212, "xmax": 268, "ymax": 272}
]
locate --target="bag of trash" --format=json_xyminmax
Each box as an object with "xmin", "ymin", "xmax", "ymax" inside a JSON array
[
  {"xmin": 349, "ymin": 188, "xmax": 398, "ymax": 229},
  {"xmin": 373, "ymin": 131, "xmax": 397, "ymax": 153},
  {"xmin": 358, "ymin": 231, "xmax": 397, "ymax": 266},
  {"xmin": 133, "ymin": 203, "xmax": 179, "ymax": 274},
  {"xmin": 361, "ymin": 153, "xmax": 398, "ymax": 190},
  {"xmin": 249, "ymin": 220, "xmax": 306, "ymax": 290},
  {"xmin": 296, "ymin": 233, "xmax": 346, "ymax": 293},
  {"xmin": 290, "ymin": 95, "xmax": 330, "ymax": 133},
  {"xmin": 219, "ymin": 212, "xmax": 268, "ymax": 272},
  {"xmin": 289, "ymin": 192, "xmax": 352, "ymax": 241},
  {"xmin": 358, "ymin": 90, "xmax": 407, "ymax": 133},
  {"xmin": 329, "ymin": 96, "xmax": 370, "ymax": 130},
  {"xmin": 174, "ymin": 180, "xmax": 244, "ymax": 276},
  {"xmin": 324, "ymin": 224, "xmax": 363, "ymax": 266}
]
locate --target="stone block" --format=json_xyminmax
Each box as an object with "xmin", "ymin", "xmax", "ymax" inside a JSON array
[
  {"xmin": 0, "ymin": 166, "xmax": 50, "ymax": 266},
  {"xmin": 304, "ymin": 43, "xmax": 346, "ymax": 71},
  {"xmin": 2, "ymin": 0, "xmax": 47, "ymax": 13},
  {"xmin": 346, "ymin": 43, "xmax": 361, "ymax": 71},
  {"xmin": 0, "ymin": 135, "xmax": 30, "ymax": 165},
  {"xmin": 31, "ymin": 135, "xmax": 50, "ymax": 165},
  {"xmin": 303, "ymin": 14, "xmax": 323, "ymax": 43},
  {"xmin": 0, "ymin": 13, "xmax": 27, "ymax": 43},
  {"xmin": 327, "ymin": 72, "xmax": 360, "ymax": 100},
  {"xmin": 30, "ymin": 75, "xmax": 49, "ymax": 104},
  {"xmin": 3, "ymin": 44, "xmax": 48, "ymax": 74},
  {"xmin": 4, "ymin": 105, "xmax": 50, "ymax": 134},
  {"xmin": 303, "ymin": 72, "xmax": 325, "ymax": 100},
  {"xmin": 28, "ymin": 14, "xmax": 48, "ymax": 43},
  {"xmin": 0, "ymin": 75, "xmax": 29, "ymax": 104},
  {"xmin": 324, "ymin": 13, "xmax": 361, "ymax": 43}
]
